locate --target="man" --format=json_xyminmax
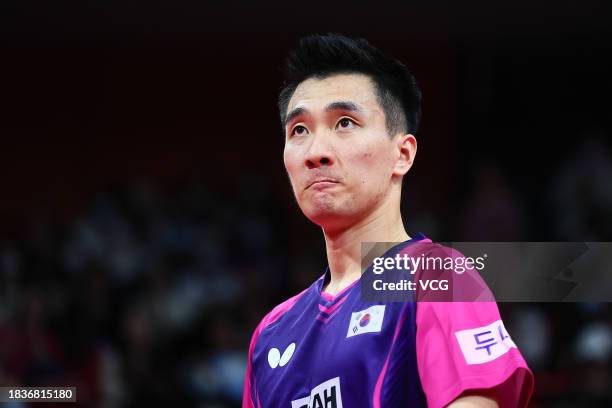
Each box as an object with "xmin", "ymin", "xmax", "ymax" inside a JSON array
[{"xmin": 243, "ymin": 33, "xmax": 533, "ymax": 407}]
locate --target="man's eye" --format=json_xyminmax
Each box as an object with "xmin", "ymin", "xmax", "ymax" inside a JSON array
[
  {"xmin": 336, "ymin": 118, "xmax": 356, "ymax": 130},
  {"xmin": 291, "ymin": 125, "xmax": 308, "ymax": 136}
]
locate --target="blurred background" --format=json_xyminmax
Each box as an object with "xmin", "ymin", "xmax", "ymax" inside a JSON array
[{"xmin": 1, "ymin": 1, "xmax": 612, "ymax": 407}]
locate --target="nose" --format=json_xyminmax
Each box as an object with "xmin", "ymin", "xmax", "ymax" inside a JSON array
[{"xmin": 304, "ymin": 132, "xmax": 334, "ymax": 169}]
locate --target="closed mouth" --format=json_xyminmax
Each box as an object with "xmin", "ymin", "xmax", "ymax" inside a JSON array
[{"xmin": 306, "ymin": 179, "xmax": 339, "ymax": 190}]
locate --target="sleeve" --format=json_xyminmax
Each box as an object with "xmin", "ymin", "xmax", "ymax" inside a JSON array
[
  {"xmin": 242, "ymin": 324, "xmax": 261, "ymax": 408},
  {"xmin": 410, "ymin": 243, "xmax": 534, "ymax": 407},
  {"xmin": 416, "ymin": 300, "xmax": 534, "ymax": 408},
  {"xmin": 241, "ymin": 288, "xmax": 309, "ymax": 408}
]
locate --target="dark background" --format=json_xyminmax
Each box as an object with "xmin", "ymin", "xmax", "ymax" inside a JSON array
[{"xmin": 1, "ymin": 1, "xmax": 612, "ymax": 407}]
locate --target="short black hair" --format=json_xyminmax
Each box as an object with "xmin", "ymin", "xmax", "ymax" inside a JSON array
[{"xmin": 278, "ymin": 33, "xmax": 422, "ymax": 136}]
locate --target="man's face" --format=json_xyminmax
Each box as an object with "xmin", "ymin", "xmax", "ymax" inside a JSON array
[{"xmin": 283, "ymin": 73, "xmax": 409, "ymax": 231}]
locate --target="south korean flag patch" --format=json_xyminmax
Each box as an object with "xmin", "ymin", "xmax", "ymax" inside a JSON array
[{"xmin": 346, "ymin": 305, "xmax": 385, "ymax": 338}]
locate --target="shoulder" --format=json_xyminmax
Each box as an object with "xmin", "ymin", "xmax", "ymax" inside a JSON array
[
  {"xmin": 402, "ymin": 237, "xmax": 494, "ymax": 302},
  {"xmin": 258, "ymin": 285, "xmax": 312, "ymax": 331},
  {"xmin": 246, "ymin": 283, "xmax": 314, "ymax": 358},
  {"xmin": 254, "ymin": 273, "xmax": 324, "ymax": 334},
  {"xmin": 399, "ymin": 238, "xmax": 465, "ymax": 258}
]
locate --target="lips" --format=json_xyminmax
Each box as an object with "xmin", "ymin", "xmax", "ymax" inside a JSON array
[{"xmin": 306, "ymin": 178, "xmax": 340, "ymax": 190}]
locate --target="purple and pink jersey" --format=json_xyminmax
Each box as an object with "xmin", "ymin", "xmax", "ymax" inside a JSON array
[{"xmin": 243, "ymin": 235, "xmax": 534, "ymax": 407}]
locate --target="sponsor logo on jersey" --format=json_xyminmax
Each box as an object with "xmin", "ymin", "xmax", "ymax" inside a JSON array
[
  {"xmin": 268, "ymin": 342, "xmax": 296, "ymax": 368},
  {"xmin": 346, "ymin": 305, "xmax": 385, "ymax": 338},
  {"xmin": 291, "ymin": 377, "xmax": 343, "ymax": 408},
  {"xmin": 455, "ymin": 320, "xmax": 517, "ymax": 364}
]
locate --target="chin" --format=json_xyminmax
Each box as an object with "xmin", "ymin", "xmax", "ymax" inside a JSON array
[{"xmin": 302, "ymin": 203, "xmax": 354, "ymax": 230}]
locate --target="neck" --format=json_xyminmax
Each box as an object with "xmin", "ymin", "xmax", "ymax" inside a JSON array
[{"xmin": 321, "ymin": 196, "xmax": 409, "ymax": 296}]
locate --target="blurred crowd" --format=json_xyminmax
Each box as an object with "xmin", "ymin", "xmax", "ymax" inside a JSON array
[
  {"xmin": 0, "ymin": 179, "xmax": 295, "ymax": 407},
  {"xmin": 1, "ymin": 134, "xmax": 612, "ymax": 407}
]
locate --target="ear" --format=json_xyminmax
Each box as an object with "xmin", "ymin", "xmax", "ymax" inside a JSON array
[{"xmin": 393, "ymin": 133, "xmax": 417, "ymax": 177}]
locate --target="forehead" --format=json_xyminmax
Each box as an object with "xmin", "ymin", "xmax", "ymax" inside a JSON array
[{"xmin": 287, "ymin": 73, "xmax": 381, "ymax": 114}]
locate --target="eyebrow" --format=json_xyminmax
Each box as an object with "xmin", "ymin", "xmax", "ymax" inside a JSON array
[{"xmin": 284, "ymin": 100, "xmax": 365, "ymax": 127}]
